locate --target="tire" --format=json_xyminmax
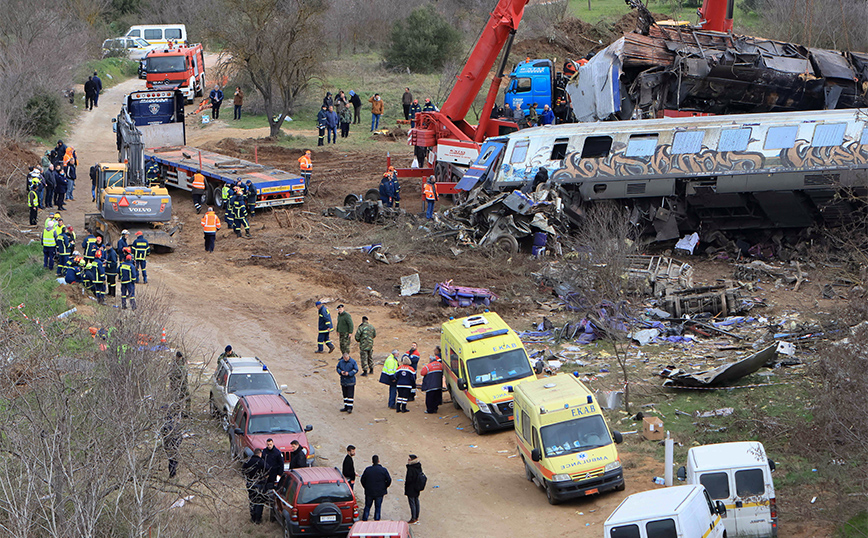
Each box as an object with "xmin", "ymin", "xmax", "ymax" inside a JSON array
[
  {"xmin": 364, "ymin": 188, "xmax": 380, "ymax": 202},
  {"xmin": 343, "ymin": 193, "xmax": 361, "ymax": 207},
  {"xmin": 615, "ymin": 480, "xmax": 626, "ymax": 492},
  {"xmin": 284, "ymin": 522, "xmax": 292, "ymax": 538},
  {"xmin": 545, "ymin": 481, "xmax": 560, "ymax": 505},
  {"xmin": 221, "ymin": 413, "xmax": 230, "ymax": 432},
  {"xmin": 229, "ymin": 438, "xmax": 238, "ymax": 460},
  {"xmin": 449, "ymin": 386, "xmax": 461, "ymax": 410},
  {"xmin": 491, "ymin": 234, "xmax": 519, "ymax": 254},
  {"xmin": 309, "ymin": 502, "xmax": 342, "ymax": 534},
  {"xmin": 524, "ymin": 460, "xmax": 534, "ymax": 481},
  {"xmin": 205, "ymin": 181, "xmax": 217, "ymax": 205},
  {"xmin": 472, "ymin": 412, "xmax": 484, "ymax": 435}
]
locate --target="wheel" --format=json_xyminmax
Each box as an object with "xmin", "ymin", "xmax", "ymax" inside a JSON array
[
  {"xmin": 524, "ymin": 460, "xmax": 534, "ymax": 481},
  {"xmin": 205, "ymin": 181, "xmax": 217, "ymax": 205},
  {"xmin": 283, "ymin": 522, "xmax": 292, "ymax": 538},
  {"xmin": 615, "ymin": 480, "xmax": 626, "ymax": 492},
  {"xmin": 471, "ymin": 412, "xmax": 483, "ymax": 435},
  {"xmin": 491, "ymin": 234, "xmax": 519, "ymax": 254},
  {"xmin": 364, "ymin": 188, "xmax": 380, "ymax": 202},
  {"xmin": 221, "ymin": 413, "xmax": 230, "ymax": 432},
  {"xmin": 343, "ymin": 193, "xmax": 361, "ymax": 207},
  {"xmin": 269, "ymin": 506, "xmax": 276, "ymax": 522},
  {"xmin": 208, "ymin": 397, "xmax": 219, "ymax": 418},
  {"xmin": 545, "ymin": 481, "xmax": 560, "ymax": 505},
  {"xmin": 229, "ymin": 438, "xmax": 238, "ymax": 460},
  {"xmin": 309, "ymin": 502, "xmax": 342, "ymax": 534},
  {"xmin": 449, "ymin": 386, "xmax": 461, "ymax": 410}
]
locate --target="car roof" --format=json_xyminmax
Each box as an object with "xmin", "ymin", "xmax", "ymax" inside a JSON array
[
  {"xmin": 292, "ymin": 466, "xmax": 345, "ymax": 483},
  {"xmin": 606, "ymin": 485, "xmax": 702, "ymax": 525},
  {"xmin": 242, "ymin": 394, "xmax": 293, "ymax": 415},
  {"xmin": 688, "ymin": 441, "xmax": 768, "ymax": 471},
  {"xmin": 349, "ymin": 520, "xmax": 410, "ymax": 536},
  {"xmin": 225, "ymin": 356, "xmax": 271, "ymax": 374}
]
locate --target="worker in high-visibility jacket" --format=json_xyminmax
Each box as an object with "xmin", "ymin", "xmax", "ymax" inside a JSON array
[
  {"xmin": 82, "ymin": 234, "xmax": 101, "ymax": 262},
  {"xmin": 200, "ymin": 207, "xmax": 221, "ymax": 252},
  {"xmin": 315, "ymin": 300, "xmax": 335, "ymax": 354},
  {"xmin": 298, "ymin": 149, "xmax": 312, "ymax": 193},
  {"xmin": 379, "ymin": 350, "xmax": 400, "ymax": 409},
  {"xmin": 27, "ymin": 187, "xmax": 39, "ymax": 225},
  {"xmin": 145, "ymin": 158, "xmax": 161, "ymax": 186},
  {"xmin": 230, "ymin": 186, "xmax": 250, "ymax": 238},
  {"xmin": 42, "ymin": 220, "xmax": 57, "ymax": 270},
  {"xmin": 191, "ymin": 172, "xmax": 206, "ymax": 214},
  {"xmin": 131, "ymin": 231, "xmax": 150, "ymax": 283},
  {"xmin": 103, "ymin": 244, "xmax": 119, "ymax": 297},
  {"xmin": 423, "ymin": 175, "xmax": 438, "ymax": 220},
  {"xmin": 119, "ymin": 254, "xmax": 137, "ymax": 310}
]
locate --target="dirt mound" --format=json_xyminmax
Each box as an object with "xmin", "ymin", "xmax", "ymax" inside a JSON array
[{"xmin": 0, "ymin": 142, "xmax": 41, "ymax": 246}]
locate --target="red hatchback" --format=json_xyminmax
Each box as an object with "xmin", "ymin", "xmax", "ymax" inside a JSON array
[
  {"xmin": 271, "ymin": 467, "xmax": 358, "ymax": 537},
  {"xmin": 229, "ymin": 394, "xmax": 316, "ymax": 469}
]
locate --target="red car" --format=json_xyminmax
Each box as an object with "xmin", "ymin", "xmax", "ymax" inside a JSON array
[
  {"xmin": 229, "ymin": 394, "xmax": 315, "ymax": 469},
  {"xmin": 271, "ymin": 467, "xmax": 358, "ymax": 537}
]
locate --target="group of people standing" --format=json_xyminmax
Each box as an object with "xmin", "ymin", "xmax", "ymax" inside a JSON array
[
  {"xmin": 26, "ymin": 140, "xmax": 78, "ymax": 223},
  {"xmin": 490, "ymin": 102, "xmax": 555, "ymax": 128},
  {"xmin": 241, "ymin": 437, "xmax": 309, "ymax": 524},
  {"xmin": 317, "ymin": 90, "xmax": 356, "ymax": 145},
  {"xmin": 342, "ymin": 449, "xmax": 427, "ymax": 525}
]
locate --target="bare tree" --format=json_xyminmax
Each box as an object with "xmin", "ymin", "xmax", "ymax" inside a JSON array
[
  {"xmin": 758, "ymin": 0, "xmax": 868, "ymax": 51},
  {"xmin": 207, "ymin": 0, "xmax": 327, "ymax": 139}
]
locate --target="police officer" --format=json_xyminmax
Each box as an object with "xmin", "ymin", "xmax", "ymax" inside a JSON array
[
  {"xmin": 131, "ymin": 231, "xmax": 150, "ymax": 283},
  {"xmin": 119, "ymin": 254, "xmax": 137, "ymax": 310}
]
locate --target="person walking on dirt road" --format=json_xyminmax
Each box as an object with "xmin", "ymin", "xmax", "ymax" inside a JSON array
[
  {"xmin": 200, "ymin": 207, "xmax": 220, "ymax": 252},
  {"xmin": 337, "ymin": 352, "xmax": 359, "ymax": 413},
  {"xmin": 355, "ymin": 316, "xmax": 377, "ymax": 376},
  {"xmin": 360, "ymin": 455, "xmax": 391, "ymax": 521},
  {"xmin": 336, "ymin": 304, "xmax": 354, "ymax": 355},
  {"xmin": 315, "ymin": 300, "xmax": 335, "ymax": 354}
]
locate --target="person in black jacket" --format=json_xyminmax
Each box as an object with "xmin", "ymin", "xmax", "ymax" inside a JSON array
[
  {"xmin": 316, "ymin": 104, "xmax": 328, "ymax": 146},
  {"xmin": 84, "ymin": 76, "xmax": 97, "ymax": 111},
  {"xmin": 244, "ymin": 180, "xmax": 256, "ymax": 218},
  {"xmin": 360, "ymin": 455, "xmax": 391, "ymax": 521},
  {"xmin": 262, "ymin": 438, "xmax": 284, "ymax": 487},
  {"xmin": 350, "ymin": 91, "xmax": 362, "ymax": 124},
  {"xmin": 43, "ymin": 166, "xmax": 56, "ymax": 209},
  {"xmin": 342, "ymin": 445, "xmax": 357, "ymax": 489},
  {"xmin": 404, "ymin": 454, "xmax": 423, "ymax": 524},
  {"xmin": 288, "ymin": 440, "xmax": 307, "ymax": 469},
  {"xmin": 242, "ymin": 448, "xmax": 269, "ymax": 524}
]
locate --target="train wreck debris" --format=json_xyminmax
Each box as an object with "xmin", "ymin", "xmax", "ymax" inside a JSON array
[{"xmin": 660, "ymin": 344, "xmax": 778, "ymax": 388}]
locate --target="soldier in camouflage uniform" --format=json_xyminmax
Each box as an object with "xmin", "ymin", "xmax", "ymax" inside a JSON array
[
  {"xmin": 354, "ymin": 316, "xmax": 377, "ymax": 376},
  {"xmin": 336, "ymin": 304, "xmax": 354, "ymax": 355}
]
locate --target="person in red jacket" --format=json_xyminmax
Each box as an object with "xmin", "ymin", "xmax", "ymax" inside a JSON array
[{"xmin": 419, "ymin": 355, "xmax": 444, "ymax": 414}]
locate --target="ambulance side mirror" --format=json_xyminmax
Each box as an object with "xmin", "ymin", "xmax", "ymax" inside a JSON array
[
  {"xmin": 715, "ymin": 500, "xmax": 727, "ymax": 517},
  {"xmin": 768, "ymin": 458, "xmax": 776, "ymax": 472},
  {"xmin": 677, "ymin": 466, "xmax": 687, "ymax": 481},
  {"xmin": 457, "ymin": 379, "xmax": 467, "ymax": 391},
  {"xmin": 612, "ymin": 431, "xmax": 623, "ymax": 444},
  {"xmin": 531, "ymin": 448, "xmax": 541, "ymax": 462}
]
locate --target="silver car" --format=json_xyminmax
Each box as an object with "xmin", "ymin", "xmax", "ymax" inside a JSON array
[
  {"xmin": 209, "ymin": 356, "xmax": 287, "ymax": 429},
  {"xmin": 101, "ymin": 37, "xmax": 160, "ymax": 61}
]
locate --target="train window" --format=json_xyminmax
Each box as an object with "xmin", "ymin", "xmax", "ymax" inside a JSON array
[
  {"xmin": 625, "ymin": 134, "xmax": 658, "ymax": 157},
  {"xmin": 510, "ymin": 140, "xmax": 529, "ymax": 164},
  {"xmin": 551, "ymin": 138, "xmax": 569, "ymax": 161},
  {"xmin": 581, "ymin": 136, "xmax": 612, "ymax": 159},
  {"xmin": 672, "ymin": 131, "xmax": 705, "ymax": 154},
  {"xmin": 718, "ymin": 128, "xmax": 751, "ymax": 151},
  {"xmin": 861, "ymin": 127, "xmax": 868, "ymax": 145},
  {"xmin": 764, "ymin": 126, "xmax": 798, "ymax": 150},
  {"xmin": 812, "ymin": 123, "xmax": 846, "ymax": 147}
]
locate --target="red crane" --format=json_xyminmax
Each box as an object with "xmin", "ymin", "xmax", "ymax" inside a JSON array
[
  {"xmin": 697, "ymin": 0, "xmax": 734, "ymax": 32},
  {"xmin": 396, "ymin": 0, "xmax": 530, "ymax": 193}
]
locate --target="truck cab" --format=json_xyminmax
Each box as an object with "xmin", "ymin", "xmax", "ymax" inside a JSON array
[
  {"xmin": 505, "ymin": 59, "xmax": 554, "ymax": 114},
  {"xmin": 680, "ymin": 441, "xmax": 777, "ymax": 537},
  {"xmin": 144, "ymin": 43, "xmax": 205, "ymax": 103},
  {"xmin": 514, "ymin": 373, "xmax": 625, "ymax": 504}
]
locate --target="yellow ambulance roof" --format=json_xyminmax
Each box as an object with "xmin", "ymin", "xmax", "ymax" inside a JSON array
[{"xmin": 516, "ymin": 374, "xmax": 594, "ymax": 413}]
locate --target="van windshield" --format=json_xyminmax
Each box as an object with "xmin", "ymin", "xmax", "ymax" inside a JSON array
[
  {"xmin": 248, "ymin": 413, "xmax": 302, "ymax": 434},
  {"xmin": 541, "ymin": 415, "xmax": 613, "ymax": 457},
  {"xmin": 147, "ymin": 56, "xmax": 186, "ymax": 73},
  {"xmin": 466, "ymin": 348, "xmax": 533, "ymax": 387}
]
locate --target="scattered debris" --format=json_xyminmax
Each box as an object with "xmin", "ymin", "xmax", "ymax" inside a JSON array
[
  {"xmin": 660, "ymin": 345, "xmax": 777, "ymax": 387},
  {"xmin": 326, "ymin": 198, "xmax": 406, "ymax": 224},
  {"xmin": 400, "ymin": 274, "xmax": 421, "ymax": 296},
  {"xmin": 696, "ymin": 408, "xmax": 734, "ymax": 418},
  {"xmin": 434, "ymin": 280, "xmax": 498, "ymax": 307}
]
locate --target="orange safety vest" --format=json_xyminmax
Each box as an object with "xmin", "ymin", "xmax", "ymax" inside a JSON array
[
  {"xmin": 200, "ymin": 211, "xmax": 221, "ymax": 232},
  {"xmin": 192, "ymin": 173, "xmax": 206, "ymax": 190},
  {"xmin": 423, "ymin": 183, "xmax": 436, "ymax": 201},
  {"xmin": 298, "ymin": 155, "xmax": 312, "ymax": 171}
]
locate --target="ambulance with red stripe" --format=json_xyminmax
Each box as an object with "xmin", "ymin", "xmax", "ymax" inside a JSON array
[
  {"xmin": 513, "ymin": 373, "xmax": 625, "ymax": 504},
  {"xmin": 442, "ymin": 313, "xmax": 539, "ymax": 435}
]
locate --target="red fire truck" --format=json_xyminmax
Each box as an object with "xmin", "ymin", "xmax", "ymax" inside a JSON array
[{"xmin": 144, "ymin": 43, "xmax": 206, "ymax": 104}]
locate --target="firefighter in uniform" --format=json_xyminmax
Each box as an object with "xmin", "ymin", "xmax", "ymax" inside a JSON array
[
  {"xmin": 231, "ymin": 186, "xmax": 251, "ymax": 238},
  {"xmin": 394, "ymin": 357, "xmax": 417, "ymax": 413},
  {"xmin": 28, "ymin": 186, "xmax": 39, "ymax": 225},
  {"xmin": 117, "ymin": 229, "xmax": 130, "ymax": 253},
  {"xmin": 145, "ymin": 158, "xmax": 161, "ymax": 186},
  {"xmin": 315, "ymin": 300, "xmax": 335, "ymax": 354},
  {"xmin": 419, "ymin": 355, "xmax": 445, "ymax": 414},
  {"xmin": 55, "ymin": 227, "xmax": 72, "ymax": 277},
  {"xmin": 120, "ymin": 254, "xmax": 137, "ymax": 310},
  {"xmin": 104, "ymin": 244, "xmax": 119, "ymax": 297},
  {"xmin": 93, "ymin": 249, "xmax": 106, "ymax": 304},
  {"xmin": 131, "ymin": 231, "xmax": 150, "ymax": 283},
  {"xmin": 82, "ymin": 234, "xmax": 101, "ymax": 263},
  {"xmin": 389, "ymin": 167, "xmax": 401, "ymax": 208},
  {"xmin": 245, "ymin": 180, "xmax": 256, "ymax": 218},
  {"xmin": 408, "ymin": 100, "xmax": 421, "ymax": 128},
  {"xmin": 191, "ymin": 172, "xmax": 206, "ymax": 214}
]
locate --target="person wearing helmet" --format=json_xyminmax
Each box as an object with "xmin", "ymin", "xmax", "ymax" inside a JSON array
[
  {"xmin": 131, "ymin": 231, "xmax": 150, "ymax": 284},
  {"xmin": 93, "ymin": 249, "xmax": 106, "ymax": 305},
  {"xmin": 119, "ymin": 254, "xmax": 137, "ymax": 310},
  {"xmin": 117, "ymin": 229, "xmax": 130, "ymax": 252},
  {"xmin": 388, "ymin": 167, "xmax": 401, "ymax": 208}
]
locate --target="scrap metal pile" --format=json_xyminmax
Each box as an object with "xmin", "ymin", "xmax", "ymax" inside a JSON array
[{"xmin": 570, "ymin": 6, "xmax": 868, "ymax": 122}]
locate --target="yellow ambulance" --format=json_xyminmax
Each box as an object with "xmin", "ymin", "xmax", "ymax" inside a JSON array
[
  {"xmin": 442, "ymin": 313, "xmax": 540, "ymax": 434},
  {"xmin": 513, "ymin": 373, "xmax": 625, "ymax": 504}
]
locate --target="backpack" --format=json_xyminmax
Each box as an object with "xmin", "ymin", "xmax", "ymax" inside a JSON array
[{"xmin": 416, "ymin": 471, "xmax": 427, "ymax": 491}]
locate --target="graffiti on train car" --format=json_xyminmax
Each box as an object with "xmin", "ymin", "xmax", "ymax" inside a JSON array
[{"xmin": 781, "ymin": 138, "xmax": 868, "ymax": 169}]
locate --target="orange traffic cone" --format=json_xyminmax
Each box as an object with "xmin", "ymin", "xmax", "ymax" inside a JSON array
[{"xmin": 160, "ymin": 328, "xmax": 167, "ymax": 344}]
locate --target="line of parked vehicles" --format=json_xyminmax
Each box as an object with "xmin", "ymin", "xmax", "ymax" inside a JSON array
[{"xmin": 206, "ymin": 312, "xmax": 777, "ymax": 537}]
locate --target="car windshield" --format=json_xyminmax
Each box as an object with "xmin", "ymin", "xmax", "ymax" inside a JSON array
[
  {"xmin": 227, "ymin": 372, "xmax": 278, "ymax": 394},
  {"xmin": 133, "ymin": 38, "xmax": 150, "ymax": 48},
  {"xmin": 248, "ymin": 413, "xmax": 301, "ymax": 434},
  {"xmin": 297, "ymin": 482, "xmax": 353, "ymax": 504},
  {"xmin": 147, "ymin": 56, "xmax": 186, "ymax": 73},
  {"xmin": 466, "ymin": 348, "xmax": 533, "ymax": 387},
  {"xmin": 541, "ymin": 415, "xmax": 613, "ymax": 457}
]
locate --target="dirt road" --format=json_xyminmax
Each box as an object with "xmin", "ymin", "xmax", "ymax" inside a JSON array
[{"xmin": 57, "ymin": 79, "xmax": 829, "ymax": 537}]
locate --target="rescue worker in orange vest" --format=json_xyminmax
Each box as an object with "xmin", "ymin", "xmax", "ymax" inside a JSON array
[
  {"xmin": 200, "ymin": 207, "xmax": 221, "ymax": 252},
  {"xmin": 418, "ymin": 355, "xmax": 444, "ymax": 414},
  {"xmin": 423, "ymin": 175, "xmax": 438, "ymax": 220},
  {"xmin": 298, "ymin": 150, "xmax": 312, "ymax": 193},
  {"xmin": 191, "ymin": 172, "xmax": 206, "ymax": 214}
]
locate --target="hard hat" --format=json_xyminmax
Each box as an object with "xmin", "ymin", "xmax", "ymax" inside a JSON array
[
  {"xmin": 121, "ymin": 229, "xmax": 129, "ymax": 235},
  {"xmin": 135, "ymin": 231, "xmax": 143, "ymax": 236},
  {"xmin": 54, "ymin": 213, "xmax": 61, "ymax": 218}
]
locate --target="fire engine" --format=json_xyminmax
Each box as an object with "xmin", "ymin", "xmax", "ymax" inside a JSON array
[{"xmin": 144, "ymin": 43, "xmax": 206, "ymax": 104}]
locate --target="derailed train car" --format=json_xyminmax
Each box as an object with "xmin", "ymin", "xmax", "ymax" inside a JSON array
[{"xmin": 462, "ymin": 108, "xmax": 868, "ymax": 239}]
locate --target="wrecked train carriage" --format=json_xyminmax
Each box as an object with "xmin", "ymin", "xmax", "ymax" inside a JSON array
[{"xmin": 464, "ymin": 108, "xmax": 868, "ymax": 240}]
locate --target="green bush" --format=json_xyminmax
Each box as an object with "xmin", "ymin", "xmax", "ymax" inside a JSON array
[
  {"xmin": 385, "ymin": 5, "xmax": 462, "ymax": 74},
  {"xmin": 22, "ymin": 92, "xmax": 61, "ymax": 139}
]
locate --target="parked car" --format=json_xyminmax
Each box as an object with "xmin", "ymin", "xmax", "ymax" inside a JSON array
[
  {"xmin": 271, "ymin": 467, "xmax": 358, "ymax": 538},
  {"xmin": 209, "ymin": 356, "xmax": 286, "ymax": 429},
  {"xmin": 229, "ymin": 393, "xmax": 316, "ymax": 468},
  {"xmin": 348, "ymin": 520, "xmax": 412, "ymax": 538},
  {"xmin": 101, "ymin": 37, "xmax": 159, "ymax": 61}
]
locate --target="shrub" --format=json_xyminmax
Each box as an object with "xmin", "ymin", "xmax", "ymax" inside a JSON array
[
  {"xmin": 385, "ymin": 5, "xmax": 462, "ymax": 74},
  {"xmin": 22, "ymin": 92, "xmax": 61, "ymax": 139}
]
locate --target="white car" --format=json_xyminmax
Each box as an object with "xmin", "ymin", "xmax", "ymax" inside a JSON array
[
  {"xmin": 209, "ymin": 356, "xmax": 287, "ymax": 429},
  {"xmin": 101, "ymin": 37, "xmax": 160, "ymax": 61}
]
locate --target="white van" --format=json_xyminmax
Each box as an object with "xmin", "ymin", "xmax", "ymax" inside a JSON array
[
  {"xmin": 679, "ymin": 441, "xmax": 777, "ymax": 538},
  {"xmin": 604, "ymin": 484, "xmax": 727, "ymax": 538},
  {"xmin": 124, "ymin": 25, "xmax": 187, "ymax": 46}
]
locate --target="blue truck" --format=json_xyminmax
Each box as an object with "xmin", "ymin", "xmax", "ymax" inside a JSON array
[{"xmin": 504, "ymin": 58, "xmax": 577, "ymax": 123}]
